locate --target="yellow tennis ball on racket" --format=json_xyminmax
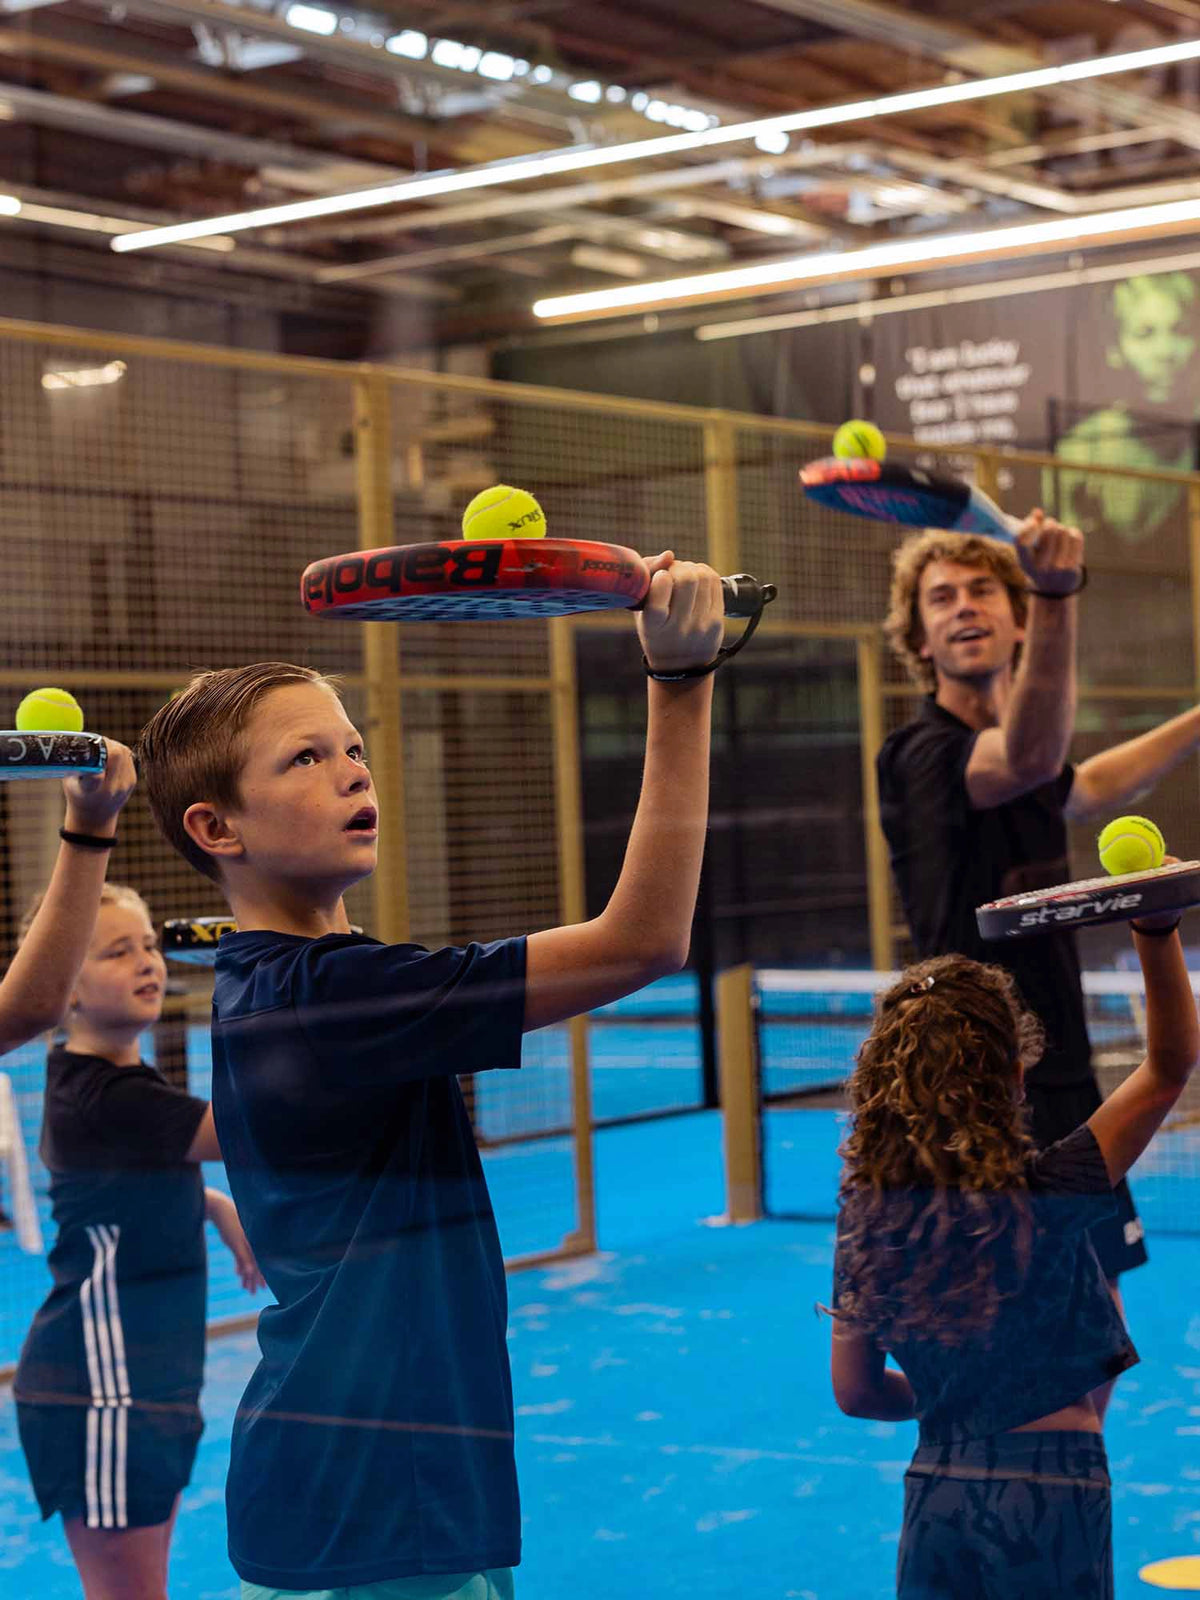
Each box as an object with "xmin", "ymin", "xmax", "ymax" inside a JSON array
[
  {"xmin": 1097, "ymin": 815, "xmax": 1165, "ymax": 876},
  {"xmin": 832, "ymin": 419, "xmax": 887, "ymax": 461},
  {"xmin": 461, "ymin": 484, "xmax": 546, "ymax": 541},
  {"xmin": 14, "ymin": 687, "xmax": 84, "ymax": 733}
]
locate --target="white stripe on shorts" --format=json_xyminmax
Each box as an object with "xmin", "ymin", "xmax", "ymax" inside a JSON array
[
  {"xmin": 79, "ymin": 1277, "xmax": 103, "ymax": 1407},
  {"xmin": 84, "ymin": 1226, "xmax": 117, "ymax": 1405},
  {"xmin": 98, "ymin": 1405, "xmax": 113, "ymax": 1529},
  {"xmin": 84, "ymin": 1405, "xmax": 99, "ymax": 1529},
  {"xmin": 98, "ymin": 1226, "xmax": 130, "ymax": 1404},
  {"xmin": 114, "ymin": 1404, "xmax": 128, "ymax": 1529}
]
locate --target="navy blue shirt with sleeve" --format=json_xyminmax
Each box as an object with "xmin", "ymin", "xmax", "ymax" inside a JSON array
[
  {"xmin": 834, "ymin": 1126, "xmax": 1138, "ymax": 1442},
  {"xmin": 211, "ymin": 929, "xmax": 527, "ymax": 1591},
  {"xmin": 877, "ymin": 697, "xmax": 1091, "ymax": 1087}
]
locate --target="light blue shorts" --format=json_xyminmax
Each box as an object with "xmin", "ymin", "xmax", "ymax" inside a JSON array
[{"xmin": 242, "ymin": 1570, "xmax": 515, "ymax": 1600}]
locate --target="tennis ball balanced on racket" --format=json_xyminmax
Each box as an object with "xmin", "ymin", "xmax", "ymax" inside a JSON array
[
  {"xmin": 832, "ymin": 419, "xmax": 887, "ymax": 461},
  {"xmin": 461, "ymin": 485, "xmax": 546, "ymax": 540},
  {"xmin": 15, "ymin": 687, "xmax": 85, "ymax": 733},
  {"xmin": 1097, "ymin": 815, "xmax": 1165, "ymax": 877}
]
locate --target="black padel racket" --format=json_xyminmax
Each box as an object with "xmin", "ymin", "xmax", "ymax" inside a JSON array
[
  {"xmin": 164, "ymin": 916, "xmax": 364, "ymax": 965},
  {"xmin": 976, "ymin": 861, "xmax": 1200, "ymax": 940},
  {"xmin": 799, "ymin": 458, "xmax": 1018, "ymax": 545},
  {"xmin": 163, "ymin": 917, "xmax": 238, "ymax": 964},
  {"xmin": 301, "ymin": 539, "xmax": 776, "ymax": 623},
  {"xmin": 0, "ymin": 731, "xmax": 107, "ymax": 780}
]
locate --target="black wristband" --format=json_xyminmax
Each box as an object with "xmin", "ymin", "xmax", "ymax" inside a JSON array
[
  {"xmin": 643, "ymin": 655, "xmax": 722, "ymax": 682},
  {"xmin": 59, "ymin": 828, "xmax": 116, "ymax": 851},
  {"xmin": 1030, "ymin": 563, "xmax": 1088, "ymax": 600},
  {"xmin": 1131, "ymin": 918, "xmax": 1181, "ymax": 938}
]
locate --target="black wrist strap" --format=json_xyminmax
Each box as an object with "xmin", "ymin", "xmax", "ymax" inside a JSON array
[
  {"xmin": 59, "ymin": 828, "xmax": 116, "ymax": 851},
  {"xmin": 643, "ymin": 654, "xmax": 722, "ymax": 682},
  {"xmin": 1030, "ymin": 563, "xmax": 1088, "ymax": 600},
  {"xmin": 1131, "ymin": 918, "xmax": 1181, "ymax": 937}
]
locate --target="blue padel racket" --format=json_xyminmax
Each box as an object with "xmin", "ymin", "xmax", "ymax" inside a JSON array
[
  {"xmin": 301, "ymin": 539, "xmax": 776, "ymax": 623},
  {"xmin": 164, "ymin": 915, "xmax": 364, "ymax": 965},
  {"xmin": 977, "ymin": 860, "xmax": 1200, "ymax": 940},
  {"xmin": 799, "ymin": 458, "xmax": 1018, "ymax": 544},
  {"xmin": 0, "ymin": 731, "xmax": 107, "ymax": 780}
]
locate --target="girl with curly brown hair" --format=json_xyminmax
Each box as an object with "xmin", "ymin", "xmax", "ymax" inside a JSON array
[{"xmin": 831, "ymin": 911, "xmax": 1199, "ymax": 1600}]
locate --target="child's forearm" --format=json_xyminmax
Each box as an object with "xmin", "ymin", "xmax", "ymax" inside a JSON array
[
  {"xmin": 0, "ymin": 831, "xmax": 113, "ymax": 1053},
  {"xmin": 863, "ymin": 1370, "xmax": 917, "ymax": 1421},
  {"xmin": 595, "ymin": 676, "xmax": 714, "ymax": 971},
  {"xmin": 1135, "ymin": 926, "xmax": 1200, "ymax": 1090},
  {"xmin": 843, "ymin": 1370, "xmax": 917, "ymax": 1422}
]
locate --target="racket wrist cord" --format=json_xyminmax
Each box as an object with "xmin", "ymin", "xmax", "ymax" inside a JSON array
[
  {"xmin": 1029, "ymin": 564, "xmax": 1088, "ymax": 600},
  {"xmin": 643, "ymin": 656, "xmax": 722, "ymax": 682},
  {"xmin": 1131, "ymin": 918, "xmax": 1182, "ymax": 938},
  {"xmin": 58, "ymin": 828, "xmax": 117, "ymax": 851}
]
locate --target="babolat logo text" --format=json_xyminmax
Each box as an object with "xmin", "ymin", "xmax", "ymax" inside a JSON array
[
  {"xmin": 581, "ymin": 559, "xmax": 624, "ymax": 574},
  {"xmin": 1015, "ymin": 891, "xmax": 1143, "ymax": 930},
  {"xmin": 304, "ymin": 543, "xmax": 504, "ymax": 606}
]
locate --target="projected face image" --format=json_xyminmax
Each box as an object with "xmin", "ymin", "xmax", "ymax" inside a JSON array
[{"xmin": 1112, "ymin": 275, "xmax": 1197, "ymax": 404}]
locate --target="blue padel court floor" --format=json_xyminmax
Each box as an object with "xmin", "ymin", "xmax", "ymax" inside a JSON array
[{"xmin": 4, "ymin": 1110, "xmax": 1200, "ymax": 1600}]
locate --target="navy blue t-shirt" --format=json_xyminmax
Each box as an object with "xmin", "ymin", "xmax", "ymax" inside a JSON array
[{"xmin": 211, "ymin": 929, "xmax": 527, "ymax": 1590}]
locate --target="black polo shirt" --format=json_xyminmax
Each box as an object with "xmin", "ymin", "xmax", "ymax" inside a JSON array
[{"xmin": 877, "ymin": 697, "xmax": 1092, "ymax": 1088}]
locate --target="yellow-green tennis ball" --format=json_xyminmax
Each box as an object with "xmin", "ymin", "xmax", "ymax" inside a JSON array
[
  {"xmin": 461, "ymin": 484, "xmax": 546, "ymax": 541},
  {"xmin": 14, "ymin": 687, "xmax": 84, "ymax": 733},
  {"xmin": 1097, "ymin": 815, "xmax": 1165, "ymax": 876},
  {"xmin": 832, "ymin": 419, "xmax": 887, "ymax": 461}
]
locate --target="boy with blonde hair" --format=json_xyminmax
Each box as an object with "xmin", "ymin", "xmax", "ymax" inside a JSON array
[{"xmin": 137, "ymin": 554, "xmax": 725, "ymax": 1598}]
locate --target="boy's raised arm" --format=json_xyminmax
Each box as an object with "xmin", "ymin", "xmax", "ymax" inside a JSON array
[
  {"xmin": 0, "ymin": 741, "xmax": 137, "ymax": 1055},
  {"xmin": 524, "ymin": 555, "xmax": 724, "ymax": 1033}
]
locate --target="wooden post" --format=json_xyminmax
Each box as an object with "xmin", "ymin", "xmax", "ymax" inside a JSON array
[
  {"xmin": 549, "ymin": 616, "xmax": 596, "ymax": 1254},
  {"xmin": 354, "ymin": 373, "xmax": 410, "ymax": 945},
  {"xmin": 704, "ymin": 415, "xmax": 741, "ymax": 572},
  {"xmin": 717, "ymin": 963, "xmax": 762, "ymax": 1223},
  {"xmin": 856, "ymin": 631, "xmax": 894, "ymax": 972}
]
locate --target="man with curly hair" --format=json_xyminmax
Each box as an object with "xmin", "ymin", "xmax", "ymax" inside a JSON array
[{"xmin": 877, "ymin": 512, "xmax": 1200, "ymax": 1412}]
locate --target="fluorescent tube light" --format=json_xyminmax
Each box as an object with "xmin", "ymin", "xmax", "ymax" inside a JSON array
[
  {"xmin": 42, "ymin": 360, "xmax": 127, "ymax": 391},
  {"xmin": 534, "ymin": 196, "xmax": 1200, "ymax": 321},
  {"xmin": 284, "ymin": 4, "xmax": 338, "ymax": 35},
  {"xmin": 385, "ymin": 29, "xmax": 427, "ymax": 58},
  {"xmin": 112, "ymin": 35, "xmax": 1200, "ymax": 254}
]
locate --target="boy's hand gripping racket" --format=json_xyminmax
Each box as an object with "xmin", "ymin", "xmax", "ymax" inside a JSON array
[
  {"xmin": 799, "ymin": 458, "xmax": 1018, "ymax": 545},
  {"xmin": 301, "ymin": 539, "xmax": 776, "ymax": 645},
  {"xmin": 0, "ymin": 732, "xmax": 107, "ymax": 780},
  {"xmin": 976, "ymin": 861, "xmax": 1200, "ymax": 939}
]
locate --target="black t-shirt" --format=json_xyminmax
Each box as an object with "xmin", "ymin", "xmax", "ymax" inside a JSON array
[
  {"xmin": 877, "ymin": 697, "xmax": 1091, "ymax": 1087},
  {"xmin": 834, "ymin": 1126, "xmax": 1138, "ymax": 1441},
  {"xmin": 14, "ymin": 1047, "xmax": 209, "ymax": 1405}
]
